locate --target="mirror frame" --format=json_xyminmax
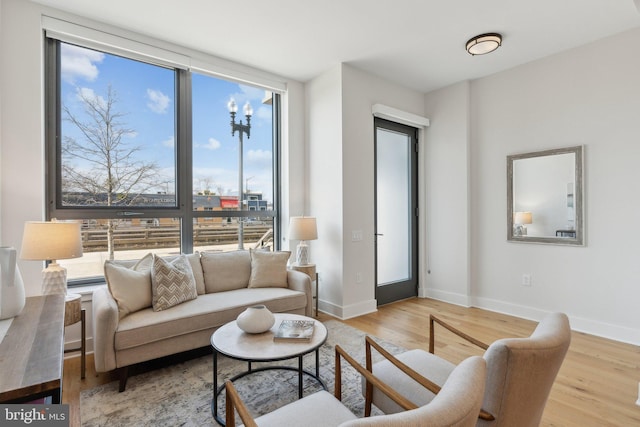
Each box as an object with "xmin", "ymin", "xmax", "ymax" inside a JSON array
[{"xmin": 507, "ymin": 145, "xmax": 584, "ymax": 245}]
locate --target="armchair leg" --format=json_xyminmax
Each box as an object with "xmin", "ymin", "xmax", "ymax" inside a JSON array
[
  {"xmin": 118, "ymin": 367, "xmax": 129, "ymax": 392},
  {"xmin": 365, "ymin": 339, "xmax": 373, "ymax": 417}
]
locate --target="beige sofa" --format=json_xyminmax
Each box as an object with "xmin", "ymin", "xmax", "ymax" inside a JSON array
[{"xmin": 92, "ymin": 249, "xmax": 311, "ymax": 391}]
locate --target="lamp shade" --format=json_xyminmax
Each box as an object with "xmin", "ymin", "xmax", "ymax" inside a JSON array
[
  {"xmin": 288, "ymin": 217, "xmax": 318, "ymax": 241},
  {"xmin": 514, "ymin": 211, "xmax": 533, "ymax": 225},
  {"xmin": 20, "ymin": 221, "xmax": 83, "ymax": 261}
]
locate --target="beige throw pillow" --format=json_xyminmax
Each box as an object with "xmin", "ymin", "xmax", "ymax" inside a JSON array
[
  {"xmin": 104, "ymin": 253, "xmax": 153, "ymax": 319},
  {"xmin": 201, "ymin": 250, "xmax": 251, "ymax": 293},
  {"xmin": 151, "ymin": 254, "xmax": 198, "ymax": 311},
  {"xmin": 248, "ymin": 249, "xmax": 291, "ymax": 288}
]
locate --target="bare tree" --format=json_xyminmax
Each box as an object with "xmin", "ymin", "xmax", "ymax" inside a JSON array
[
  {"xmin": 198, "ymin": 177, "xmax": 214, "ymax": 195},
  {"xmin": 215, "ymin": 184, "xmax": 228, "ymax": 196},
  {"xmin": 62, "ymin": 85, "xmax": 160, "ymax": 260}
]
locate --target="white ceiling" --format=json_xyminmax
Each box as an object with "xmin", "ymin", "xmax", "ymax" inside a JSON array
[{"xmin": 30, "ymin": 0, "xmax": 640, "ymax": 93}]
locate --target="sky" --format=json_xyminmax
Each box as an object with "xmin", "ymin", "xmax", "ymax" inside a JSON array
[{"xmin": 60, "ymin": 42, "xmax": 274, "ymax": 205}]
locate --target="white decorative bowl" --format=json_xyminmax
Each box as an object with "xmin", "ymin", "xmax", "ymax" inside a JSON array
[{"xmin": 236, "ymin": 305, "xmax": 275, "ymax": 334}]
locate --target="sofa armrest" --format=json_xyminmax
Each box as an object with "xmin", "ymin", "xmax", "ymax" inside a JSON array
[
  {"xmin": 92, "ymin": 286, "xmax": 119, "ymax": 372},
  {"xmin": 287, "ymin": 269, "xmax": 313, "ymax": 317}
]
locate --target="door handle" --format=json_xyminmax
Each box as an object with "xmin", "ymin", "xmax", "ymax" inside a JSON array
[{"xmin": 375, "ymin": 233, "xmax": 384, "ymax": 236}]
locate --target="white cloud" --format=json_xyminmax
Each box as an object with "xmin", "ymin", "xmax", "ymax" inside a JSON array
[
  {"xmin": 77, "ymin": 87, "xmax": 106, "ymax": 109},
  {"xmin": 161, "ymin": 136, "xmax": 175, "ymax": 148},
  {"xmin": 146, "ymin": 89, "xmax": 170, "ymax": 114},
  {"xmin": 247, "ymin": 149, "xmax": 272, "ymax": 167},
  {"xmin": 61, "ymin": 44, "xmax": 104, "ymax": 84},
  {"xmin": 255, "ymin": 106, "xmax": 272, "ymax": 121},
  {"xmin": 202, "ymin": 137, "xmax": 221, "ymax": 150},
  {"xmin": 240, "ymin": 85, "xmax": 266, "ymax": 100},
  {"xmin": 229, "ymin": 85, "xmax": 270, "ymax": 111},
  {"xmin": 203, "ymin": 138, "xmax": 221, "ymax": 151}
]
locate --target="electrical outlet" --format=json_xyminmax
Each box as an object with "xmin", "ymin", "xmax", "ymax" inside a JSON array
[
  {"xmin": 522, "ymin": 274, "xmax": 531, "ymax": 286},
  {"xmin": 356, "ymin": 272, "xmax": 363, "ymax": 283},
  {"xmin": 352, "ymin": 230, "xmax": 363, "ymax": 242}
]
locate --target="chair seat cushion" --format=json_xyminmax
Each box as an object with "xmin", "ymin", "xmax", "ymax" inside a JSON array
[
  {"xmin": 251, "ymin": 390, "xmax": 357, "ymax": 427},
  {"xmin": 370, "ymin": 349, "xmax": 456, "ymax": 414}
]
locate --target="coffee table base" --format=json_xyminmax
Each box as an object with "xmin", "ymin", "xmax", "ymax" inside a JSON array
[{"xmin": 211, "ymin": 354, "xmax": 327, "ymax": 426}]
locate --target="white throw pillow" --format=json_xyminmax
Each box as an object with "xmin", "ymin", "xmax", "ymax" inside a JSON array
[
  {"xmin": 151, "ymin": 254, "xmax": 198, "ymax": 311},
  {"xmin": 248, "ymin": 249, "xmax": 291, "ymax": 288},
  {"xmin": 104, "ymin": 253, "xmax": 153, "ymax": 319}
]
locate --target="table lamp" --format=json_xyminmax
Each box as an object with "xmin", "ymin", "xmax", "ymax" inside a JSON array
[
  {"xmin": 288, "ymin": 216, "xmax": 317, "ymax": 266},
  {"xmin": 20, "ymin": 220, "xmax": 83, "ymax": 294},
  {"xmin": 513, "ymin": 211, "xmax": 533, "ymax": 236}
]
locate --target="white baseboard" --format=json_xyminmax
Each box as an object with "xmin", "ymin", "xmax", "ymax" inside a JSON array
[
  {"xmin": 424, "ymin": 288, "xmax": 471, "ymax": 307},
  {"xmin": 469, "ymin": 295, "xmax": 640, "ymax": 346},
  {"xmin": 319, "ymin": 298, "xmax": 377, "ymax": 320}
]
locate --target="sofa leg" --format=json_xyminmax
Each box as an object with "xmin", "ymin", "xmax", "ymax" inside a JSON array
[{"xmin": 118, "ymin": 367, "xmax": 129, "ymax": 392}]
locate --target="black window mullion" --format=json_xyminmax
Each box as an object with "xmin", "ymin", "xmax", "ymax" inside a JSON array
[{"xmin": 178, "ymin": 69, "xmax": 193, "ymax": 254}]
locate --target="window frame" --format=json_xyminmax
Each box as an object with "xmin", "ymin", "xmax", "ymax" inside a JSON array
[{"xmin": 45, "ymin": 37, "xmax": 281, "ymax": 286}]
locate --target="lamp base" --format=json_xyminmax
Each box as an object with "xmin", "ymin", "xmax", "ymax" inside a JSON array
[
  {"xmin": 42, "ymin": 263, "xmax": 67, "ymax": 295},
  {"xmin": 513, "ymin": 225, "xmax": 528, "ymax": 236},
  {"xmin": 296, "ymin": 241, "xmax": 310, "ymax": 266}
]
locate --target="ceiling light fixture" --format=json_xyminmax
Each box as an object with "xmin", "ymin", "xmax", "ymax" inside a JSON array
[{"xmin": 466, "ymin": 33, "xmax": 502, "ymax": 56}]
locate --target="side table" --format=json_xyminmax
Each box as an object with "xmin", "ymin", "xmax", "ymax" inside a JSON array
[
  {"xmin": 291, "ymin": 264, "xmax": 318, "ymax": 317},
  {"xmin": 64, "ymin": 293, "xmax": 86, "ymax": 379},
  {"xmin": 0, "ymin": 294, "xmax": 65, "ymax": 403}
]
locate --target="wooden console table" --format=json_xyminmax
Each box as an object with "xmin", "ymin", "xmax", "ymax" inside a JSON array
[{"xmin": 0, "ymin": 294, "xmax": 65, "ymax": 403}]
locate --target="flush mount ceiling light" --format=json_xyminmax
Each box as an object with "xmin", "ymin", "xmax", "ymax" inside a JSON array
[{"xmin": 466, "ymin": 33, "xmax": 502, "ymax": 56}]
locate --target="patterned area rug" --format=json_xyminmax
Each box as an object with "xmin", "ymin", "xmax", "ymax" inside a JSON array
[{"xmin": 81, "ymin": 320, "xmax": 406, "ymax": 426}]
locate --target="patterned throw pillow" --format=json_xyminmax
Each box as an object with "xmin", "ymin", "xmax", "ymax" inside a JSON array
[{"xmin": 151, "ymin": 254, "xmax": 198, "ymax": 311}]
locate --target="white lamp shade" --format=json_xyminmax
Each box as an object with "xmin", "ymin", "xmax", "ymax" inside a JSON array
[
  {"xmin": 514, "ymin": 211, "xmax": 533, "ymax": 225},
  {"xmin": 20, "ymin": 221, "xmax": 83, "ymax": 261},
  {"xmin": 288, "ymin": 217, "xmax": 318, "ymax": 241}
]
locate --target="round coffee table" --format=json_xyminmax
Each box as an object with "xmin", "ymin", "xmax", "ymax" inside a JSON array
[{"xmin": 210, "ymin": 313, "xmax": 328, "ymax": 425}]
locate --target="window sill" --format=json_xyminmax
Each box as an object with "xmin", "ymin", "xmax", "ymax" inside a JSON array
[{"xmin": 68, "ymin": 283, "xmax": 106, "ymax": 302}]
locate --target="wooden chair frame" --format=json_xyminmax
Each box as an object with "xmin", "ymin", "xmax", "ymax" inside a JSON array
[
  {"xmin": 364, "ymin": 316, "xmax": 495, "ymax": 421},
  {"xmin": 225, "ymin": 343, "xmax": 419, "ymax": 426},
  {"xmin": 429, "ymin": 314, "xmax": 489, "ymax": 354}
]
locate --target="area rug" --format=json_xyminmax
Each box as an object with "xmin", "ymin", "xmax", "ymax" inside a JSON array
[{"xmin": 80, "ymin": 320, "xmax": 406, "ymax": 426}]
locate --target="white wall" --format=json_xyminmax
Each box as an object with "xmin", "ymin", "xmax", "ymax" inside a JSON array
[
  {"xmin": 305, "ymin": 65, "xmax": 345, "ymax": 314},
  {"xmin": 426, "ymin": 28, "xmax": 640, "ymax": 344},
  {"xmin": 0, "ymin": 0, "xmax": 45, "ymax": 291},
  {"xmin": 423, "ymin": 81, "xmax": 472, "ymax": 306},
  {"xmin": 307, "ymin": 63, "xmax": 426, "ymax": 319}
]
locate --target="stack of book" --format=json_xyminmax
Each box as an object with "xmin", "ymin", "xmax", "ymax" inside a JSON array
[{"xmin": 273, "ymin": 319, "xmax": 315, "ymax": 342}]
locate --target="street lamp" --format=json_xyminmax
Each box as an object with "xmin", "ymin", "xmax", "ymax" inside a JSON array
[{"xmin": 228, "ymin": 97, "xmax": 252, "ymax": 249}]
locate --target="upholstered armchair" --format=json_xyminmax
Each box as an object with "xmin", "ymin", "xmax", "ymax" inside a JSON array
[
  {"xmin": 366, "ymin": 312, "xmax": 571, "ymax": 427},
  {"xmin": 225, "ymin": 342, "xmax": 487, "ymax": 427}
]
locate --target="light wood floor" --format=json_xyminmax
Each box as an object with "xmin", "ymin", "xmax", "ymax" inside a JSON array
[{"xmin": 63, "ymin": 298, "xmax": 640, "ymax": 426}]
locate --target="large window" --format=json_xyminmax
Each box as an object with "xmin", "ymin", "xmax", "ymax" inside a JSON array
[{"xmin": 46, "ymin": 38, "xmax": 279, "ymax": 284}]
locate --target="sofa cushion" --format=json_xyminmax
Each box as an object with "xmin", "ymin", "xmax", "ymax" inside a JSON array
[
  {"xmin": 104, "ymin": 253, "xmax": 153, "ymax": 319},
  {"xmin": 165, "ymin": 252, "xmax": 205, "ymax": 295},
  {"xmin": 115, "ymin": 288, "xmax": 307, "ymax": 351},
  {"xmin": 201, "ymin": 250, "xmax": 251, "ymax": 293},
  {"xmin": 248, "ymin": 249, "xmax": 291, "ymax": 288},
  {"xmin": 151, "ymin": 254, "xmax": 198, "ymax": 311}
]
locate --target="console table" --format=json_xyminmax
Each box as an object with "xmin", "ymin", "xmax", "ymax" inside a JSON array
[{"xmin": 0, "ymin": 294, "xmax": 65, "ymax": 403}]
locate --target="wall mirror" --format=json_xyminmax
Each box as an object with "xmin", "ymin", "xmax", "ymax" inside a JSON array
[{"xmin": 507, "ymin": 145, "xmax": 584, "ymax": 245}]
